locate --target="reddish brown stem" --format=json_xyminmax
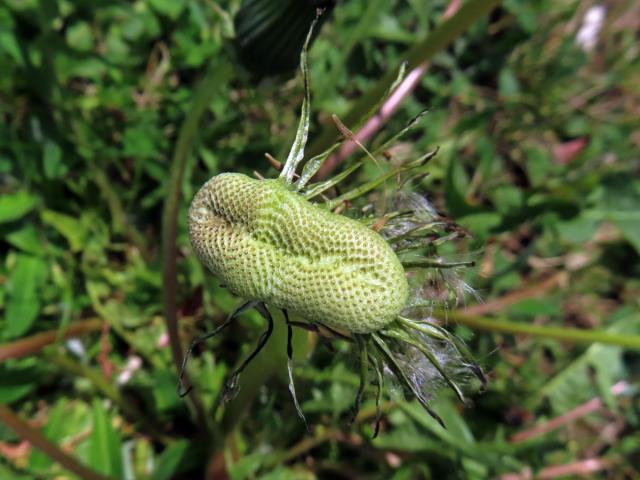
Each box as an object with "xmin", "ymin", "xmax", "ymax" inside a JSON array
[
  {"xmin": 463, "ymin": 272, "xmax": 566, "ymax": 316},
  {"xmin": 510, "ymin": 381, "xmax": 629, "ymax": 443},
  {"xmin": 0, "ymin": 404, "xmax": 109, "ymax": 480},
  {"xmin": 501, "ymin": 458, "xmax": 614, "ymax": 480},
  {"xmin": 0, "ymin": 319, "xmax": 103, "ymax": 362}
]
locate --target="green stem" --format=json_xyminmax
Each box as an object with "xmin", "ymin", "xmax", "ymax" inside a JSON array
[
  {"xmin": 0, "ymin": 404, "xmax": 111, "ymax": 480},
  {"xmin": 443, "ymin": 310, "xmax": 640, "ymax": 349},
  {"xmin": 307, "ymin": 0, "xmax": 503, "ymax": 158},
  {"xmin": 161, "ymin": 57, "xmax": 232, "ymax": 433}
]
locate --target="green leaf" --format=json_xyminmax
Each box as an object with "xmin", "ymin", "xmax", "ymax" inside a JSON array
[
  {"xmin": 66, "ymin": 21, "xmax": 94, "ymax": 52},
  {"xmin": 444, "ymin": 156, "xmax": 482, "ymax": 218},
  {"xmin": 227, "ymin": 451, "xmax": 269, "ymax": 480},
  {"xmin": 557, "ymin": 215, "xmax": 601, "ymax": 244},
  {"xmin": 152, "ymin": 440, "xmax": 205, "ymax": 480},
  {"xmin": 491, "ymin": 185, "xmax": 523, "ymax": 214},
  {"xmin": 0, "ymin": 464, "xmax": 31, "ymax": 479},
  {"xmin": 539, "ymin": 309, "xmax": 639, "ymax": 413},
  {"xmin": 88, "ymin": 399, "xmax": 123, "ymax": 478},
  {"xmin": 29, "ymin": 400, "xmax": 67, "ymax": 470},
  {"xmin": 148, "ymin": 0, "xmax": 184, "ymax": 20},
  {"xmin": 4, "ymin": 254, "xmax": 47, "ymax": 339},
  {"xmin": 0, "ymin": 363, "xmax": 41, "ymax": 404},
  {"xmin": 0, "ymin": 30, "xmax": 24, "ymax": 65},
  {"xmin": 152, "ymin": 370, "xmax": 182, "ymax": 412},
  {"xmin": 524, "ymin": 146, "xmax": 552, "ymax": 187},
  {"xmin": 41, "ymin": 209, "xmax": 87, "ymax": 252},
  {"xmin": 0, "ymin": 191, "xmax": 38, "ymax": 224},
  {"xmin": 508, "ymin": 298, "xmax": 561, "ymax": 317},
  {"xmin": 152, "ymin": 441, "xmax": 190, "ymax": 480},
  {"xmin": 498, "ymin": 67, "xmax": 520, "ymax": 97},
  {"xmin": 42, "ymin": 140, "xmax": 67, "ymax": 179},
  {"xmin": 593, "ymin": 174, "xmax": 640, "ymax": 253},
  {"xmin": 457, "ymin": 212, "xmax": 502, "ymax": 237},
  {"xmin": 259, "ymin": 466, "xmax": 316, "ymax": 480},
  {"xmin": 4, "ymin": 223, "xmax": 41, "ymax": 254},
  {"xmin": 614, "ymin": 219, "xmax": 640, "ymax": 254}
]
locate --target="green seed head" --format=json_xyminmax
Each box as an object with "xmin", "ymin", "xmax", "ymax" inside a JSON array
[
  {"xmin": 188, "ymin": 173, "xmax": 409, "ymax": 333},
  {"xmin": 182, "ymin": 15, "xmax": 484, "ymax": 431}
]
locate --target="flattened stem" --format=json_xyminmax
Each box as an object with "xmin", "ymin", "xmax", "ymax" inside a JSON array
[
  {"xmin": 177, "ymin": 300, "xmax": 258, "ymax": 397},
  {"xmin": 371, "ymin": 332, "xmax": 445, "ymax": 428},
  {"xmin": 280, "ymin": 12, "xmax": 322, "ymax": 184},
  {"xmin": 350, "ymin": 334, "xmax": 369, "ymax": 424},
  {"xmin": 222, "ymin": 302, "xmax": 275, "ymax": 402},
  {"xmin": 283, "ymin": 310, "xmax": 309, "ymax": 430}
]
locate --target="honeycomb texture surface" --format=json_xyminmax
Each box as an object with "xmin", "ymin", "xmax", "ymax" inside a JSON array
[{"xmin": 188, "ymin": 173, "xmax": 408, "ymax": 333}]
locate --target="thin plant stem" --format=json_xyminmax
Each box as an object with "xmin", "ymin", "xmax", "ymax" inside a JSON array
[
  {"xmin": 269, "ymin": 401, "xmax": 396, "ymax": 466},
  {"xmin": 161, "ymin": 58, "xmax": 232, "ymax": 433},
  {"xmin": 510, "ymin": 381, "xmax": 630, "ymax": 443},
  {"xmin": 0, "ymin": 318, "xmax": 102, "ymax": 362},
  {"xmin": 442, "ymin": 310, "xmax": 640, "ymax": 349},
  {"xmin": 0, "ymin": 404, "xmax": 109, "ymax": 480},
  {"xmin": 463, "ymin": 272, "xmax": 566, "ymax": 316}
]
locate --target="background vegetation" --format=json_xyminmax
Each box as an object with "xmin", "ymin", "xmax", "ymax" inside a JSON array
[{"xmin": 1, "ymin": 0, "xmax": 639, "ymax": 478}]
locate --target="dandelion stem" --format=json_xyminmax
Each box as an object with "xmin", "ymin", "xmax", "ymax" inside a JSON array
[{"xmin": 442, "ymin": 310, "xmax": 640, "ymax": 349}]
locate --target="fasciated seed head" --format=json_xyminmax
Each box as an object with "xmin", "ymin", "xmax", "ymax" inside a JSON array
[{"xmin": 188, "ymin": 173, "xmax": 409, "ymax": 334}]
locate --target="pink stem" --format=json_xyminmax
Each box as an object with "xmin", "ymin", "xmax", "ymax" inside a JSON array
[
  {"xmin": 319, "ymin": 0, "xmax": 461, "ymax": 177},
  {"xmin": 509, "ymin": 381, "xmax": 629, "ymax": 443}
]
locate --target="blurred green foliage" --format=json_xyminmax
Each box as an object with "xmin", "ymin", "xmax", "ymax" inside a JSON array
[{"xmin": 1, "ymin": 0, "xmax": 639, "ymax": 479}]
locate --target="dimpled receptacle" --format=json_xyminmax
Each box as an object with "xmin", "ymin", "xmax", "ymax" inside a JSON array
[{"xmin": 188, "ymin": 173, "xmax": 409, "ymax": 334}]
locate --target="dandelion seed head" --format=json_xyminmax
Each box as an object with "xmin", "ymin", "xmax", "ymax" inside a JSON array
[{"xmin": 183, "ymin": 13, "xmax": 485, "ymax": 430}]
